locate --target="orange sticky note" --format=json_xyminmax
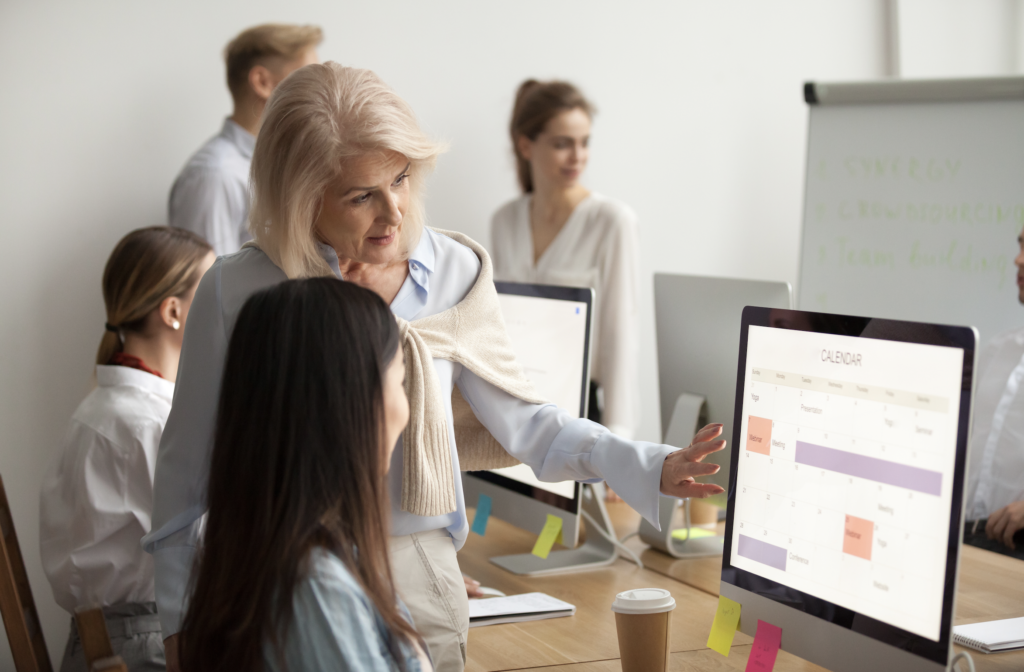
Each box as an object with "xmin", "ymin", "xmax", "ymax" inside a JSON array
[
  {"xmin": 745, "ymin": 620, "xmax": 781, "ymax": 671},
  {"xmin": 707, "ymin": 595, "xmax": 741, "ymax": 656},
  {"xmin": 531, "ymin": 514, "xmax": 563, "ymax": 559}
]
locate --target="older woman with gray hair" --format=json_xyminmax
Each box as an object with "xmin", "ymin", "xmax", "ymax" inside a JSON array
[{"xmin": 144, "ymin": 62, "xmax": 725, "ymax": 672}]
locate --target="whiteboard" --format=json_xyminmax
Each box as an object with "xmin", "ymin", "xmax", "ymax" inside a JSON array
[{"xmin": 798, "ymin": 80, "xmax": 1024, "ymax": 348}]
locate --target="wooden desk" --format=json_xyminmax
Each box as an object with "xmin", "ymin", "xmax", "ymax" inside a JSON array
[
  {"xmin": 458, "ymin": 513, "xmax": 755, "ymax": 671},
  {"xmin": 460, "ymin": 503, "xmax": 1024, "ymax": 671}
]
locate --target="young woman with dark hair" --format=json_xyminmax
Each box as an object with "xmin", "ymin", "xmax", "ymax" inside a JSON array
[{"xmin": 180, "ymin": 277, "xmax": 429, "ymax": 671}]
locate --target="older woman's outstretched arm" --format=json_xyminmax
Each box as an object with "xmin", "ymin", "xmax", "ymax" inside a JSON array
[{"xmin": 454, "ymin": 367, "xmax": 724, "ymax": 527}]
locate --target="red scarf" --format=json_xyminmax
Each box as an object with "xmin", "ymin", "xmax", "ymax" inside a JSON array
[{"xmin": 109, "ymin": 352, "xmax": 163, "ymax": 379}]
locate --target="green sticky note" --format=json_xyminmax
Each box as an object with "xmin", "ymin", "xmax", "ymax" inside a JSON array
[
  {"xmin": 671, "ymin": 527, "xmax": 716, "ymax": 541},
  {"xmin": 531, "ymin": 514, "xmax": 563, "ymax": 559},
  {"xmin": 707, "ymin": 595, "xmax": 742, "ymax": 656}
]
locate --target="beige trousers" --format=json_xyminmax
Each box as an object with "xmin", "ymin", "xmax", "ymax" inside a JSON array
[{"xmin": 390, "ymin": 529, "xmax": 470, "ymax": 672}]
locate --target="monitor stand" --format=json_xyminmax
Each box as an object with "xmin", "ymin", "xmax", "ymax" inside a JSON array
[
  {"xmin": 638, "ymin": 495, "xmax": 724, "ymax": 558},
  {"xmin": 638, "ymin": 391, "xmax": 724, "ymax": 558},
  {"xmin": 490, "ymin": 484, "xmax": 618, "ymax": 576}
]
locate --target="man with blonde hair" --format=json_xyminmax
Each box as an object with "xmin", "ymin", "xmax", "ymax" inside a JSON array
[{"xmin": 168, "ymin": 23, "xmax": 321, "ymax": 256}]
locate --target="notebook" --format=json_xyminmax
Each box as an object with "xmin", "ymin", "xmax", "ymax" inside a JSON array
[
  {"xmin": 468, "ymin": 592, "xmax": 576, "ymax": 628},
  {"xmin": 953, "ymin": 617, "xmax": 1024, "ymax": 653}
]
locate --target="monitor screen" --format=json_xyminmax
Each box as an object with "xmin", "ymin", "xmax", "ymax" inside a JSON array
[
  {"xmin": 486, "ymin": 285, "xmax": 591, "ymax": 500},
  {"xmin": 728, "ymin": 320, "xmax": 966, "ymax": 643}
]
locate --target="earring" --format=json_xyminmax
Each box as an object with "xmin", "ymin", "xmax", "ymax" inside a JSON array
[{"xmin": 172, "ymin": 320, "xmax": 180, "ymax": 330}]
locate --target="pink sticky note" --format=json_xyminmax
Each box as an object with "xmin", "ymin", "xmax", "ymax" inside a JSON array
[{"xmin": 745, "ymin": 620, "xmax": 782, "ymax": 672}]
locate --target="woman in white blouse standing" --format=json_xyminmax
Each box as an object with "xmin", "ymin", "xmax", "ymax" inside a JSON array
[
  {"xmin": 491, "ymin": 80, "xmax": 640, "ymax": 439},
  {"xmin": 40, "ymin": 227, "xmax": 214, "ymax": 672}
]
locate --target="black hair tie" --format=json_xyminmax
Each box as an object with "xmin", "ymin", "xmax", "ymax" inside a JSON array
[{"xmin": 105, "ymin": 322, "xmax": 119, "ymax": 333}]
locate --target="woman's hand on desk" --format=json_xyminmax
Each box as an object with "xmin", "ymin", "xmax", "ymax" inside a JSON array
[
  {"xmin": 660, "ymin": 423, "xmax": 726, "ymax": 499},
  {"xmin": 464, "ymin": 575, "xmax": 484, "ymax": 598},
  {"xmin": 986, "ymin": 500, "xmax": 1024, "ymax": 549}
]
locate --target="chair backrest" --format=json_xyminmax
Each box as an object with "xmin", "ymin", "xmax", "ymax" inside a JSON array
[
  {"xmin": 0, "ymin": 474, "xmax": 52, "ymax": 672},
  {"xmin": 91, "ymin": 656, "xmax": 128, "ymax": 672},
  {"xmin": 73, "ymin": 608, "xmax": 113, "ymax": 670}
]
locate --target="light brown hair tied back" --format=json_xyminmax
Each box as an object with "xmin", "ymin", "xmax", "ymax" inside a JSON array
[
  {"xmin": 510, "ymin": 79, "xmax": 596, "ymax": 193},
  {"xmin": 97, "ymin": 227, "xmax": 213, "ymax": 366}
]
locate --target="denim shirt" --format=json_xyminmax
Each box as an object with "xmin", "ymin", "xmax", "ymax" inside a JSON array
[{"xmin": 265, "ymin": 548, "xmax": 428, "ymax": 672}]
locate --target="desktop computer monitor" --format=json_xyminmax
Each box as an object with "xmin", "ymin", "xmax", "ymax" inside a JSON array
[
  {"xmin": 463, "ymin": 282, "xmax": 596, "ymax": 573},
  {"xmin": 721, "ymin": 307, "xmax": 976, "ymax": 672},
  {"xmin": 654, "ymin": 273, "xmax": 792, "ymax": 509}
]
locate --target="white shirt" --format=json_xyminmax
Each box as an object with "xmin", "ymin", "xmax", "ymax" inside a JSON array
[
  {"xmin": 168, "ymin": 118, "xmax": 255, "ymax": 256},
  {"xmin": 144, "ymin": 228, "xmax": 673, "ymax": 637},
  {"xmin": 40, "ymin": 365, "xmax": 174, "ymax": 614},
  {"xmin": 491, "ymin": 192, "xmax": 640, "ymax": 438},
  {"xmin": 966, "ymin": 326, "xmax": 1024, "ymax": 520}
]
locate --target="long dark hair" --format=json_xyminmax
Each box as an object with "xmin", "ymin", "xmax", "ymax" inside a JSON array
[
  {"xmin": 510, "ymin": 79, "xmax": 595, "ymax": 193},
  {"xmin": 180, "ymin": 277, "xmax": 414, "ymax": 671}
]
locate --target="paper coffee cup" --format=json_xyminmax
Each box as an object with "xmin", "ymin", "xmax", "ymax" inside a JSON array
[{"xmin": 611, "ymin": 588, "xmax": 676, "ymax": 672}]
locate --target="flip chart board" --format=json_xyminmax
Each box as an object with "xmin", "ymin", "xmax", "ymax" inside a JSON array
[{"xmin": 798, "ymin": 77, "xmax": 1024, "ymax": 346}]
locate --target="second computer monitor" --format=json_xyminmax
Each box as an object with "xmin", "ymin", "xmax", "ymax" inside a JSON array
[{"xmin": 654, "ymin": 273, "xmax": 792, "ymax": 508}]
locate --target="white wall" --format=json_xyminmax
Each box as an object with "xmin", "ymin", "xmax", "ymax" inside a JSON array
[
  {"xmin": 899, "ymin": 0, "xmax": 1022, "ymax": 77},
  {"xmin": 1, "ymin": 1, "xmax": 1007, "ymax": 667}
]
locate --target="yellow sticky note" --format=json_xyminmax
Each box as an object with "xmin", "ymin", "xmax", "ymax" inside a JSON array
[
  {"xmin": 531, "ymin": 514, "xmax": 563, "ymax": 559},
  {"xmin": 707, "ymin": 595, "xmax": 742, "ymax": 656},
  {"xmin": 671, "ymin": 527, "xmax": 716, "ymax": 541}
]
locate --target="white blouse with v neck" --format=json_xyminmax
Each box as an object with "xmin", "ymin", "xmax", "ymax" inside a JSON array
[{"xmin": 490, "ymin": 192, "xmax": 640, "ymax": 438}]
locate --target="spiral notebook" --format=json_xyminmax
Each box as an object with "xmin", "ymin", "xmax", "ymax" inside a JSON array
[
  {"xmin": 468, "ymin": 592, "xmax": 576, "ymax": 628},
  {"xmin": 953, "ymin": 617, "xmax": 1024, "ymax": 654}
]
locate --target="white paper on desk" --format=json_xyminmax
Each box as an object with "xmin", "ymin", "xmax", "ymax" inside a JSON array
[{"xmin": 468, "ymin": 592, "xmax": 576, "ymax": 628}]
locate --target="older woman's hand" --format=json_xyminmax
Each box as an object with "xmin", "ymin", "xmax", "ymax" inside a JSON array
[{"xmin": 660, "ymin": 423, "xmax": 727, "ymax": 499}]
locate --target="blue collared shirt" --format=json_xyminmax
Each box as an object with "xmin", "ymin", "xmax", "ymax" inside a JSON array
[
  {"xmin": 266, "ymin": 548, "xmax": 428, "ymax": 672},
  {"xmin": 168, "ymin": 118, "xmax": 255, "ymax": 256},
  {"xmin": 144, "ymin": 228, "xmax": 674, "ymax": 637}
]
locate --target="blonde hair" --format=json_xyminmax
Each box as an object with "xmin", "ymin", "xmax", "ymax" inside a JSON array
[
  {"xmin": 224, "ymin": 24, "xmax": 323, "ymax": 101},
  {"xmin": 98, "ymin": 227, "xmax": 212, "ymax": 366},
  {"xmin": 249, "ymin": 62, "xmax": 445, "ymax": 279}
]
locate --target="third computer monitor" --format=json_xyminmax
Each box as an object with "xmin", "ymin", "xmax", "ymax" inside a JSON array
[{"xmin": 721, "ymin": 307, "xmax": 976, "ymax": 672}]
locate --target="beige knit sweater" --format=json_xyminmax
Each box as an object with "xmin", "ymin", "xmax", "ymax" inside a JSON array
[{"xmin": 397, "ymin": 229, "xmax": 546, "ymax": 517}]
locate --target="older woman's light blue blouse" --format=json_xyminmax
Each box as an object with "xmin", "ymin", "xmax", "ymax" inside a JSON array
[{"xmin": 144, "ymin": 228, "xmax": 675, "ymax": 637}]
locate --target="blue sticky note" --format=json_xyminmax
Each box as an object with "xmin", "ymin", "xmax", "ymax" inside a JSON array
[{"xmin": 471, "ymin": 494, "xmax": 492, "ymax": 536}]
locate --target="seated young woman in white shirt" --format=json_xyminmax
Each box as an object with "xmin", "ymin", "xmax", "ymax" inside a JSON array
[
  {"xmin": 490, "ymin": 80, "xmax": 640, "ymax": 441},
  {"xmin": 180, "ymin": 278, "xmax": 431, "ymax": 672},
  {"xmin": 39, "ymin": 226, "xmax": 214, "ymax": 672}
]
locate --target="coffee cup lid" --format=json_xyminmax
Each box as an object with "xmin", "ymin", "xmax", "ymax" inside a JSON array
[{"xmin": 610, "ymin": 588, "xmax": 676, "ymax": 614}]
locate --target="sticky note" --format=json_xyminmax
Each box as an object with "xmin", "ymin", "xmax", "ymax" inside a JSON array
[
  {"xmin": 470, "ymin": 494, "xmax": 491, "ymax": 536},
  {"xmin": 671, "ymin": 527, "xmax": 715, "ymax": 541},
  {"xmin": 707, "ymin": 595, "xmax": 742, "ymax": 656},
  {"xmin": 744, "ymin": 619, "xmax": 782, "ymax": 671},
  {"xmin": 531, "ymin": 514, "xmax": 563, "ymax": 559}
]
